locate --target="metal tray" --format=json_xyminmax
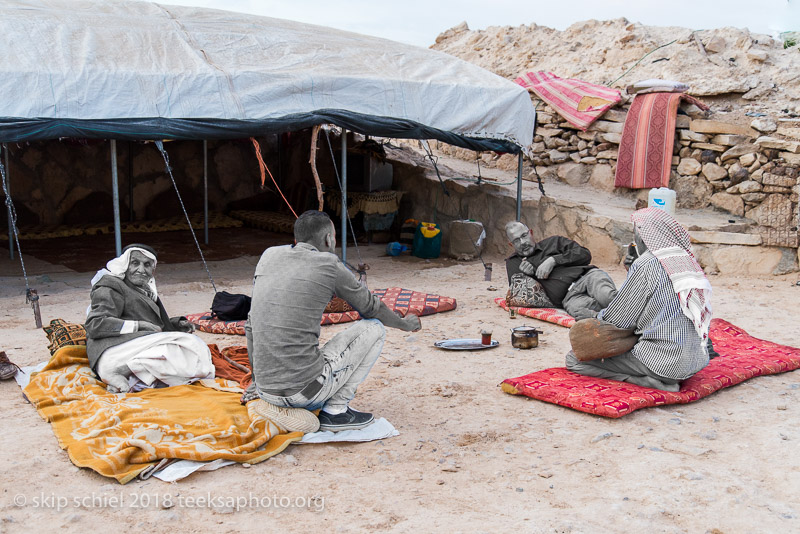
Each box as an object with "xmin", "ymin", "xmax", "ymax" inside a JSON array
[{"xmin": 433, "ymin": 338, "xmax": 500, "ymax": 351}]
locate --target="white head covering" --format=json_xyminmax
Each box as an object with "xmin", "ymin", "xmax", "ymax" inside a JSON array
[
  {"xmin": 631, "ymin": 208, "xmax": 712, "ymax": 344},
  {"xmin": 90, "ymin": 246, "xmax": 159, "ymax": 301}
]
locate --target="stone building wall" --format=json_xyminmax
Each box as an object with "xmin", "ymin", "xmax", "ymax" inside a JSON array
[{"xmin": 426, "ymin": 99, "xmax": 800, "ymax": 252}]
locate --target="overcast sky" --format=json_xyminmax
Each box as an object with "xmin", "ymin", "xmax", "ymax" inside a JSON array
[{"xmin": 158, "ymin": 0, "xmax": 799, "ymax": 47}]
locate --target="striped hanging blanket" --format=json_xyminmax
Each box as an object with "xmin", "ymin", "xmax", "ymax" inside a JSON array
[
  {"xmin": 514, "ymin": 71, "xmax": 621, "ymax": 131},
  {"xmin": 615, "ymin": 92, "xmax": 708, "ymax": 189}
]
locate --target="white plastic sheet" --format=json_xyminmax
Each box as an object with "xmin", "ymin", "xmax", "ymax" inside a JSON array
[{"xmin": 0, "ymin": 0, "xmax": 534, "ymax": 150}]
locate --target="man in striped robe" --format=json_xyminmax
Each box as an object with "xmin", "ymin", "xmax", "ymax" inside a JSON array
[{"xmin": 565, "ymin": 208, "xmax": 712, "ymax": 392}]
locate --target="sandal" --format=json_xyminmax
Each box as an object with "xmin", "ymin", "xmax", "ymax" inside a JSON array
[{"xmin": 0, "ymin": 351, "xmax": 21, "ymax": 380}]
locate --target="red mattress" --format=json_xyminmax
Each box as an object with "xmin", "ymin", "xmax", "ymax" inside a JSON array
[
  {"xmin": 501, "ymin": 319, "xmax": 800, "ymax": 418},
  {"xmin": 494, "ymin": 297, "xmax": 575, "ymax": 328}
]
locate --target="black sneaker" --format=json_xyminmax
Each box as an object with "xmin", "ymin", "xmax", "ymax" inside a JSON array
[{"xmin": 318, "ymin": 407, "xmax": 374, "ymax": 432}]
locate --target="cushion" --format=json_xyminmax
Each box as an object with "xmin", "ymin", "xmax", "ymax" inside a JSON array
[
  {"xmin": 188, "ymin": 287, "xmax": 458, "ymax": 334},
  {"xmin": 501, "ymin": 319, "xmax": 800, "ymax": 418},
  {"xmin": 43, "ymin": 318, "xmax": 87, "ymax": 355},
  {"xmin": 569, "ymin": 318, "xmax": 638, "ymax": 361},
  {"xmin": 494, "ymin": 297, "xmax": 575, "ymax": 328}
]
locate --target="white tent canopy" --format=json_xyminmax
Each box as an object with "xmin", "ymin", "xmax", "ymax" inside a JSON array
[{"xmin": 0, "ymin": 0, "xmax": 535, "ymax": 151}]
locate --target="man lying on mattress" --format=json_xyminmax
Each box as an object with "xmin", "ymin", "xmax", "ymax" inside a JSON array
[
  {"xmin": 241, "ymin": 210, "xmax": 421, "ymax": 434},
  {"xmin": 505, "ymin": 221, "xmax": 617, "ymax": 319},
  {"xmin": 565, "ymin": 208, "xmax": 712, "ymax": 391},
  {"xmin": 85, "ymin": 244, "xmax": 214, "ymax": 393}
]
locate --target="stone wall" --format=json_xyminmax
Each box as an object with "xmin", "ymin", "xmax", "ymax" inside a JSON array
[
  {"xmin": 390, "ymin": 151, "xmax": 634, "ymax": 263},
  {"xmin": 426, "ymin": 99, "xmax": 800, "ymax": 252}
]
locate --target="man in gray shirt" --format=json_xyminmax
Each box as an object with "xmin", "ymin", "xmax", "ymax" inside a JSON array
[{"xmin": 243, "ymin": 210, "xmax": 421, "ymax": 433}]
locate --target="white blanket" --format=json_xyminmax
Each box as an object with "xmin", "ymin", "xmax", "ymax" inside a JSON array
[{"xmin": 96, "ymin": 331, "xmax": 214, "ymax": 391}]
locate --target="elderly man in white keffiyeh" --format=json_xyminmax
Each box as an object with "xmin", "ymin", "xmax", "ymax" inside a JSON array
[
  {"xmin": 85, "ymin": 244, "xmax": 214, "ymax": 393},
  {"xmin": 566, "ymin": 208, "xmax": 712, "ymax": 391}
]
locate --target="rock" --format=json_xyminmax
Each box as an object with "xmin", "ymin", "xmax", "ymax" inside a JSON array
[
  {"xmin": 712, "ymin": 245, "xmax": 784, "ymax": 275},
  {"xmin": 739, "ymin": 153, "xmax": 757, "ymax": 167},
  {"xmin": 751, "ymin": 118, "xmax": 777, "ymax": 133},
  {"xmin": 670, "ymin": 174, "xmax": 713, "ymax": 209},
  {"xmin": 587, "ymin": 163, "xmax": 615, "ymax": 192},
  {"xmin": 692, "ymin": 142, "xmax": 726, "ymax": 152},
  {"xmin": 597, "ymin": 132, "xmax": 621, "ymax": 144},
  {"xmin": 602, "ymin": 109, "xmax": 628, "ymax": 123},
  {"xmin": 762, "ymin": 185, "xmax": 792, "ymax": 193},
  {"xmin": 596, "ymin": 150, "xmax": 617, "ymax": 159},
  {"xmin": 556, "ymin": 162, "xmax": 591, "ymax": 185},
  {"xmin": 675, "ymin": 115, "xmax": 691, "ymax": 129},
  {"xmin": 689, "ymin": 231, "xmax": 761, "ymax": 245},
  {"xmin": 591, "ymin": 432, "xmax": 614, "ymax": 443},
  {"xmin": 721, "ymin": 143, "xmax": 759, "ymax": 162},
  {"xmin": 711, "ymin": 134, "xmax": 752, "ymax": 146},
  {"xmin": 538, "ymin": 127, "xmax": 563, "ymax": 138},
  {"xmin": 756, "ymin": 136, "xmax": 800, "ymax": 153},
  {"xmin": 738, "ymin": 180, "xmax": 762, "ymax": 193},
  {"xmin": 548, "ymin": 149, "xmax": 569, "ymax": 163},
  {"xmin": 690, "ymin": 120, "xmax": 757, "ymax": 137},
  {"xmin": 780, "ymin": 152, "xmax": 800, "ymax": 165},
  {"xmin": 576, "ymin": 131, "xmax": 597, "ymax": 141},
  {"xmin": 762, "ymin": 173, "xmax": 797, "ymax": 187},
  {"xmin": 746, "ymin": 49, "xmax": 768, "ymax": 61},
  {"xmin": 679, "ymin": 147, "xmax": 692, "ymax": 158},
  {"xmin": 590, "ymin": 120, "xmax": 624, "ymax": 134},
  {"xmin": 743, "ymin": 82, "xmax": 776, "ymax": 100},
  {"xmin": 710, "ymin": 192, "xmax": 744, "ymax": 216},
  {"xmin": 677, "ymin": 158, "xmax": 702, "ymax": 175},
  {"xmin": 702, "ymin": 162, "xmax": 728, "ymax": 181},
  {"xmin": 679, "ymin": 129, "xmax": 709, "ymax": 142},
  {"xmin": 700, "ymin": 150, "xmax": 718, "ymax": 163},
  {"xmin": 704, "ymin": 35, "xmax": 727, "ymax": 53},
  {"xmin": 728, "ymin": 163, "xmax": 749, "ymax": 185},
  {"xmin": 746, "ymin": 194, "xmax": 795, "ymax": 227},
  {"xmin": 741, "ymin": 192, "xmax": 767, "ymax": 202},
  {"xmin": 774, "ymin": 248, "xmax": 799, "ymax": 275}
]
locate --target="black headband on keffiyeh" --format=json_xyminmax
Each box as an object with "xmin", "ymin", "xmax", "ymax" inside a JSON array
[{"xmin": 631, "ymin": 207, "xmax": 712, "ymax": 343}]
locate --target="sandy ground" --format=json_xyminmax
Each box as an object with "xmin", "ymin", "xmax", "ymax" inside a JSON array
[{"xmin": 1, "ymin": 239, "xmax": 799, "ymax": 533}]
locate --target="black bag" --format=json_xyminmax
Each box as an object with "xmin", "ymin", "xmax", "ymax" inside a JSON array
[{"xmin": 211, "ymin": 291, "xmax": 251, "ymax": 321}]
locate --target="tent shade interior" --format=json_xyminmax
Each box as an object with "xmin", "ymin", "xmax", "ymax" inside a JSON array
[{"xmin": 0, "ymin": 0, "xmax": 535, "ymax": 151}]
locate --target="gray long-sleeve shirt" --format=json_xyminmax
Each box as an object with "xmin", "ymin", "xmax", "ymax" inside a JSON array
[{"xmin": 248, "ymin": 243, "xmax": 384, "ymax": 396}]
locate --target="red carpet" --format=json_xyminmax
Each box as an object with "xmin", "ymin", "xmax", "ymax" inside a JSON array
[{"xmin": 501, "ymin": 319, "xmax": 800, "ymax": 418}]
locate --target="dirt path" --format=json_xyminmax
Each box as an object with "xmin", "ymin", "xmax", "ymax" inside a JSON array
[{"xmin": 0, "ymin": 243, "xmax": 799, "ymax": 532}]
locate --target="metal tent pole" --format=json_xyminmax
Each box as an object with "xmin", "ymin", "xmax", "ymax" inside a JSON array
[
  {"xmin": 341, "ymin": 129, "xmax": 347, "ymax": 263},
  {"xmin": 4, "ymin": 144, "xmax": 13, "ymax": 260},
  {"xmin": 516, "ymin": 152, "xmax": 523, "ymax": 222},
  {"xmin": 203, "ymin": 140, "xmax": 209, "ymax": 245},
  {"xmin": 110, "ymin": 140, "xmax": 122, "ymax": 256}
]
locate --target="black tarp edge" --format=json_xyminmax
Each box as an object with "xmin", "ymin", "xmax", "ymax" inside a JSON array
[{"xmin": 0, "ymin": 109, "xmax": 523, "ymax": 153}]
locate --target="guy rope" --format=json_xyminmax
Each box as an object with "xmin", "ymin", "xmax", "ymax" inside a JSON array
[{"xmin": 0, "ymin": 144, "xmax": 42, "ymax": 327}]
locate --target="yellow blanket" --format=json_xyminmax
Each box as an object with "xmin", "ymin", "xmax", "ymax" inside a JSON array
[{"xmin": 24, "ymin": 346, "xmax": 301, "ymax": 484}]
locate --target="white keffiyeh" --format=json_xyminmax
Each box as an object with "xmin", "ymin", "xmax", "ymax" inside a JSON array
[{"xmin": 631, "ymin": 208, "xmax": 712, "ymax": 343}]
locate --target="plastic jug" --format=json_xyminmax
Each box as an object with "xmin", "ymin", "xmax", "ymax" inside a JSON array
[
  {"xmin": 385, "ymin": 242, "xmax": 408, "ymax": 256},
  {"xmin": 412, "ymin": 222, "xmax": 442, "ymax": 259},
  {"xmin": 648, "ymin": 187, "xmax": 676, "ymax": 215}
]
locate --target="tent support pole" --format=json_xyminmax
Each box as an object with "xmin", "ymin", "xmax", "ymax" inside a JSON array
[
  {"xmin": 110, "ymin": 140, "xmax": 122, "ymax": 257},
  {"xmin": 4, "ymin": 144, "xmax": 13, "ymax": 260},
  {"xmin": 516, "ymin": 152, "xmax": 523, "ymax": 222},
  {"xmin": 341, "ymin": 129, "xmax": 347, "ymax": 264},
  {"xmin": 203, "ymin": 140, "xmax": 209, "ymax": 245}
]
